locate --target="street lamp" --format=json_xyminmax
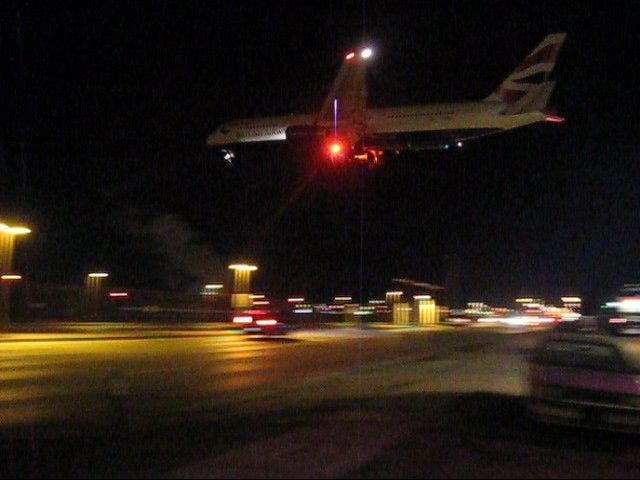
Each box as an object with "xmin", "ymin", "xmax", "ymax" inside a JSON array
[
  {"xmin": 228, "ymin": 263, "xmax": 257, "ymax": 309},
  {"xmin": 0, "ymin": 222, "xmax": 31, "ymax": 274},
  {"xmin": 0, "ymin": 222, "xmax": 31, "ymax": 327},
  {"xmin": 86, "ymin": 272, "xmax": 109, "ymax": 319}
]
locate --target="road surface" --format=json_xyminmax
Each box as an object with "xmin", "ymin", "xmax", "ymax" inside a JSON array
[{"xmin": 2, "ymin": 323, "xmax": 639, "ymax": 478}]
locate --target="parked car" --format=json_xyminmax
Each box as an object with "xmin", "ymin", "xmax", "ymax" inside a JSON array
[{"xmin": 528, "ymin": 294, "xmax": 640, "ymax": 432}]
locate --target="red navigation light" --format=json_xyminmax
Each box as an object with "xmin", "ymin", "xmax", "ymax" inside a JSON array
[
  {"xmin": 545, "ymin": 115, "xmax": 565, "ymax": 123},
  {"xmin": 345, "ymin": 51, "xmax": 356, "ymax": 61},
  {"xmin": 329, "ymin": 142, "xmax": 343, "ymax": 155}
]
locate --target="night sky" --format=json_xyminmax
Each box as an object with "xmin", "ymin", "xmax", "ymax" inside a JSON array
[{"xmin": 1, "ymin": 1, "xmax": 640, "ymax": 309}]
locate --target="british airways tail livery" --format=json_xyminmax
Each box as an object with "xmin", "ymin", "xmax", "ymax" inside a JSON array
[{"xmin": 207, "ymin": 34, "xmax": 566, "ymax": 165}]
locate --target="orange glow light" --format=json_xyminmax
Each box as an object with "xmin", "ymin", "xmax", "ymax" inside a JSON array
[{"xmin": 330, "ymin": 142, "xmax": 342, "ymax": 155}]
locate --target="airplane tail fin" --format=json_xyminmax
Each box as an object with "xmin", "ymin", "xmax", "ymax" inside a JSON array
[{"xmin": 485, "ymin": 33, "xmax": 566, "ymax": 112}]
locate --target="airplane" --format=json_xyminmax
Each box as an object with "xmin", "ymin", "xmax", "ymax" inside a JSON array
[{"xmin": 207, "ymin": 33, "xmax": 566, "ymax": 165}]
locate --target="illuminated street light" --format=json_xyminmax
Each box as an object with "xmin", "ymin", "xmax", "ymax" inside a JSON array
[
  {"xmin": 0, "ymin": 222, "xmax": 31, "ymax": 326},
  {"xmin": 1, "ymin": 274, "xmax": 22, "ymax": 281},
  {"xmin": 0, "ymin": 226, "xmax": 31, "ymax": 235},
  {"xmin": 228, "ymin": 264, "xmax": 258, "ymax": 272},
  {"xmin": 88, "ymin": 272, "xmax": 109, "ymax": 278},
  {"xmin": 229, "ymin": 263, "xmax": 258, "ymax": 308},
  {"xmin": 85, "ymin": 271, "xmax": 109, "ymax": 319},
  {"xmin": 0, "ymin": 222, "xmax": 31, "ymax": 274}
]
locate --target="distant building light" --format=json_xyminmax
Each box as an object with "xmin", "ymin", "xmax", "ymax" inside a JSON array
[
  {"xmin": 109, "ymin": 292, "xmax": 129, "ymax": 298},
  {"xmin": 205, "ymin": 284, "xmax": 223, "ymax": 290},
  {"xmin": 288, "ymin": 297, "xmax": 305, "ymax": 303},
  {"xmin": 609, "ymin": 317, "xmax": 627, "ymax": 324},
  {"xmin": 252, "ymin": 300, "xmax": 270, "ymax": 306},
  {"xmin": 250, "ymin": 294, "xmax": 265, "ymax": 299},
  {"xmin": 561, "ymin": 296, "xmax": 581, "ymax": 303},
  {"xmin": 515, "ymin": 297, "xmax": 535, "ymax": 303},
  {"xmin": 294, "ymin": 308, "xmax": 313, "ymax": 314},
  {"xmin": 88, "ymin": 272, "xmax": 109, "ymax": 278},
  {"xmin": 414, "ymin": 295, "xmax": 432, "ymax": 300},
  {"xmin": 335, "ymin": 296, "xmax": 352, "ymax": 302}
]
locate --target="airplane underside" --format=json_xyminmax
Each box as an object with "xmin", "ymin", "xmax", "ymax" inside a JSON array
[{"xmin": 363, "ymin": 127, "xmax": 504, "ymax": 151}]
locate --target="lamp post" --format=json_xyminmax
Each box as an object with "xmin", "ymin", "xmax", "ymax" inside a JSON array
[
  {"xmin": 228, "ymin": 263, "xmax": 257, "ymax": 310},
  {"xmin": 0, "ymin": 223, "xmax": 31, "ymax": 327},
  {"xmin": 86, "ymin": 272, "xmax": 109, "ymax": 320}
]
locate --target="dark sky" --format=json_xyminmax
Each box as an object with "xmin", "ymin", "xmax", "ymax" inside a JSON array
[{"xmin": 1, "ymin": 1, "xmax": 640, "ymax": 308}]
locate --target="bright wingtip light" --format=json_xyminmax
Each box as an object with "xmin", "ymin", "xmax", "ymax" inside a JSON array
[{"xmin": 360, "ymin": 47, "xmax": 373, "ymax": 59}]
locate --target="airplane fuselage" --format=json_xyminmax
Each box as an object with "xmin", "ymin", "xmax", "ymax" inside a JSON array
[{"xmin": 207, "ymin": 101, "xmax": 547, "ymax": 151}]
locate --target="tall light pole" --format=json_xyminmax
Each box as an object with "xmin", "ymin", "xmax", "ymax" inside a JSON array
[
  {"xmin": 228, "ymin": 263, "xmax": 257, "ymax": 310},
  {"xmin": 0, "ymin": 223, "xmax": 31, "ymax": 327},
  {"xmin": 86, "ymin": 272, "xmax": 109, "ymax": 320}
]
